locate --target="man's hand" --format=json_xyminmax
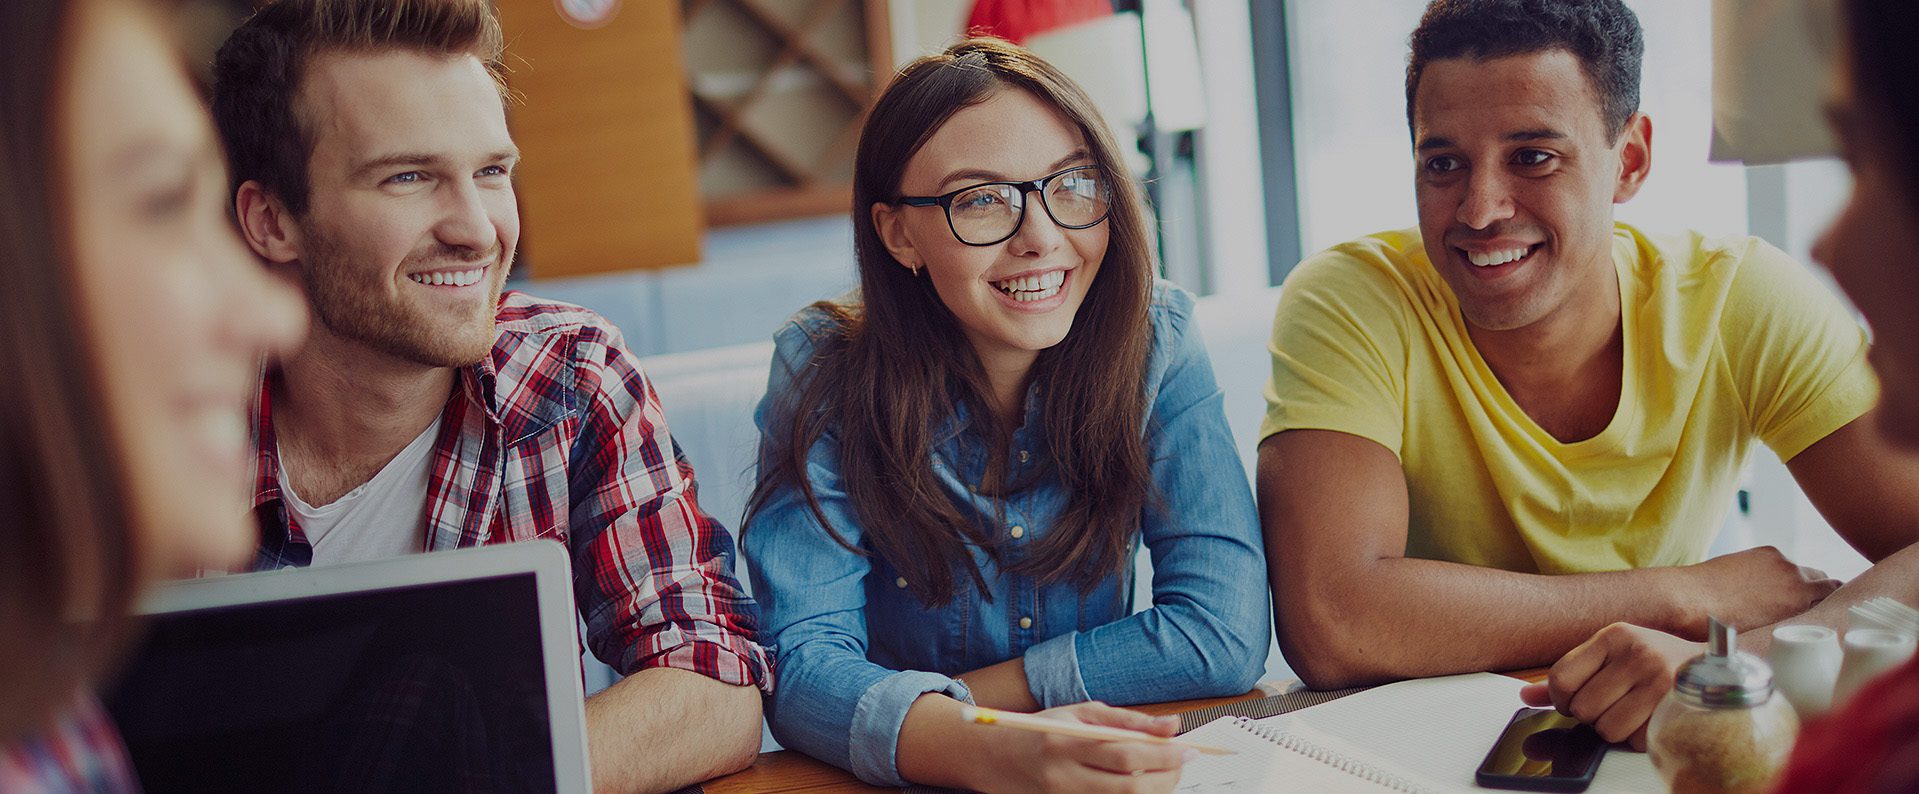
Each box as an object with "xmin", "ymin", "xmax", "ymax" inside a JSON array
[
  {"xmin": 1681, "ymin": 547, "xmax": 1839, "ymax": 635},
  {"xmin": 1520, "ymin": 623, "xmax": 1698, "ymax": 750}
]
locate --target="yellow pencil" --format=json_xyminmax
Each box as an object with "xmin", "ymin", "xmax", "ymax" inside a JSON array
[{"xmin": 959, "ymin": 706, "xmax": 1238, "ymax": 755}]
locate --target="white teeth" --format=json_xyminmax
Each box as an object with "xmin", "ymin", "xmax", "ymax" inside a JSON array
[
  {"xmin": 1012, "ymin": 285, "xmax": 1062, "ymax": 302},
  {"xmin": 993, "ymin": 270, "xmax": 1067, "ymax": 294},
  {"xmin": 1466, "ymin": 247, "xmax": 1532, "ymax": 267},
  {"xmin": 409, "ymin": 268, "xmax": 486, "ymax": 287}
]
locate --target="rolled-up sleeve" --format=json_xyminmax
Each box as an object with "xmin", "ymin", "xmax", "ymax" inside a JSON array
[
  {"xmin": 1020, "ymin": 630, "xmax": 1089, "ymax": 707},
  {"xmin": 568, "ymin": 325, "xmax": 772, "ymax": 691},
  {"xmin": 1028, "ymin": 288, "xmax": 1271, "ymax": 706},
  {"xmin": 744, "ymin": 320, "xmax": 971, "ymax": 787}
]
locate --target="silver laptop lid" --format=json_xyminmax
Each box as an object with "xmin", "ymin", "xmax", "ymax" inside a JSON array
[{"xmin": 105, "ymin": 541, "xmax": 592, "ymax": 793}]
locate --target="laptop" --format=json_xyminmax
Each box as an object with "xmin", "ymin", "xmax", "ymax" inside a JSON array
[{"xmin": 103, "ymin": 541, "xmax": 593, "ymax": 793}]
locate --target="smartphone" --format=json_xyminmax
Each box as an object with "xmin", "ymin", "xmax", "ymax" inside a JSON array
[{"xmin": 1474, "ymin": 707, "xmax": 1609, "ymax": 792}]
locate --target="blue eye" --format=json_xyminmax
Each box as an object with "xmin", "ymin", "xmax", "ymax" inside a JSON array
[
  {"xmin": 478, "ymin": 164, "xmax": 510, "ymax": 178},
  {"xmin": 386, "ymin": 171, "xmax": 424, "ymax": 185},
  {"xmin": 956, "ymin": 190, "xmax": 1006, "ymax": 210}
]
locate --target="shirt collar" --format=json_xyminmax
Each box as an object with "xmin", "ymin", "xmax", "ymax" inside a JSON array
[
  {"xmin": 251, "ymin": 330, "xmax": 573, "ymax": 510},
  {"xmin": 250, "ymin": 373, "xmax": 283, "ymax": 511},
  {"xmin": 249, "ymin": 362, "xmax": 494, "ymax": 510}
]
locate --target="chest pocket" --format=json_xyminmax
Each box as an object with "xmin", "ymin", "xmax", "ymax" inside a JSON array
[{"xmin": 863, "ymin": 555, "xmax": 975, "ymax": 675}]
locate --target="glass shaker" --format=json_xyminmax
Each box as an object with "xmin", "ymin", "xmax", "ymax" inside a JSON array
[{"xmin": 1647, "ymin": 618, "xmax": 1800, "ymax": 794}]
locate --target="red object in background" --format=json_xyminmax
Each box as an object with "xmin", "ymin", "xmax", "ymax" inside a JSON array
[
  {"xmin": 1770, "ymin": 652, "xmax": 1919, "ymax": 793},
  {"xmin": 966, "ymin": 0, "xmax": 1113, "ymax": 44}
]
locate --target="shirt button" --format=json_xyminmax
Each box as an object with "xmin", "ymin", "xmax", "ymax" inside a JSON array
[
  {"xmin": 895, "ymin": 577, "xmax": 909, "ymax": 589},
  {"xmin": 1019, "ymin": 616, "xmax": 1033, "ymax": 630},
  {"xmin": 1010, "ymin": 525, "xmax": 1025, "ymax": 539},
  {"xmin": 1018, "ymin": 449, "xmax": 1030, "ymax": 463}
]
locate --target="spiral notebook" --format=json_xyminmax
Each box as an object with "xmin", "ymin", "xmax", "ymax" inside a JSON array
[{"xmin": 1174, "ymin": 673, "xmax": 1665, "ymax": 793}]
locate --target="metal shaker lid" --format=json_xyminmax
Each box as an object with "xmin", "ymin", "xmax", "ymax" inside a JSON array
[{"xmin": 1673, "ymin": 617, "xmax": 1776, "ymax": 708}]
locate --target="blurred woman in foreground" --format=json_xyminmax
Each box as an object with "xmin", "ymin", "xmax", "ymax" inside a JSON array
[
  {"xmin": 1771, "ymin": 0, "xmax": 1919, "ymax": 791},
  {"xmin": 0, "ymin": 0, "xmax": 304, "ymax": 787}
]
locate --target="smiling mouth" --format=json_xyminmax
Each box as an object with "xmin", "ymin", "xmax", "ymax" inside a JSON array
[
  {"xmin": 992, "ymin": 270, "xmax": 1066, "ymax": 302},
  {"xmin": 1463, "ymin": 245, "xmax": 1541, "ymax": 268},
  {"xmin": 408, "ymin": 266, "xmax": 487, "ymax": 287}
]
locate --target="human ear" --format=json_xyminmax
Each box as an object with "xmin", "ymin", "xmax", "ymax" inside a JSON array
[
  {"xmin": 1613, "ymin": 113, "xmax": 1653, "ymax": 204},
  {"xmin": 234, "ymin": 180, "xmax": 304, "ymax": 265},
  {"xmin": 871, "ymin": 201, "xmax": 922, "ymax": 273}
]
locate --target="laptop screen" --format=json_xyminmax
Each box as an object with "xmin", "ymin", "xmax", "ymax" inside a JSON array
[{"xmin": 104, "ymin": 572, "xmax": 561, "ymax": 793}]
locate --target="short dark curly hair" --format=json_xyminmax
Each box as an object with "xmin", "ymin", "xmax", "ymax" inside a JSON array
[{"xmin": 1406, "ymin": 0, "xmax": 1643, "ymax": 140}]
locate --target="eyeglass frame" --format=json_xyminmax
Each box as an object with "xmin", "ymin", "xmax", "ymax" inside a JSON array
[{"xmin": 894, "ymin": 164, "xmax": 1114, "ymax": 247}]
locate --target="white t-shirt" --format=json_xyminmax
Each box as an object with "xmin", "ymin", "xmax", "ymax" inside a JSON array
[{"xmin": 278, "ymin": 417, "xmax": 442, "ymax": 566}]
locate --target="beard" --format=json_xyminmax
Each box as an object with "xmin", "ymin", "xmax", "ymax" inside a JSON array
[{"xmin": 299, "ymin": 226, "xmax": 509, "ymax": 368}]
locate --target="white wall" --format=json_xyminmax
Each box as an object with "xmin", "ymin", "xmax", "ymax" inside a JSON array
[
  {"xmin": 1191, "ymin": 0, "xmax": 1272, "ymax": 295},
  {"xmin": 888, "ymin": 0, "xmax": 969, "ymax": 65}
]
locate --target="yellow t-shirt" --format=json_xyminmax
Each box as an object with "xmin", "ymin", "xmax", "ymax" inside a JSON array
[{"xmin": 1260, "ymin": 224, "xmax": 1878, "ymax": 574}]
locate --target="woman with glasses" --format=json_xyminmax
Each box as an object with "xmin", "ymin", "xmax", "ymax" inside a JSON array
[
  {"xmin": 1, "ymin": 0, "xmax": 305, "ymax": 788},
  {"xmin": 742, "ymin": 38, "xmax": 1268, "ymax": 792}
]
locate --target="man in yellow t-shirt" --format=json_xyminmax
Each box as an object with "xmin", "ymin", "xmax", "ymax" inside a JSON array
[{"xmin": 1260, "ymin": 0, "xmax": 1919, "ymax": 749}]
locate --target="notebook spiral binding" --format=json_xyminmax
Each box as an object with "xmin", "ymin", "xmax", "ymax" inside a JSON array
[
  {"xmin": 1234, "ymin": 717, "xmax": 1435, "ymax": 794},
  {"xmin": 1176, "ymin": 684, "xmax": 1372, "ymax": 734}
]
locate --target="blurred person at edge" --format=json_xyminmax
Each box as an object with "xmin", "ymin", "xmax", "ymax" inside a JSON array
[
  {"xmin": 1773, "ymin": 1, "xmax": 1919, "ymax": 790},
  {"xmin": 0, "ymin": 0, "xmax": 307, "ymax": 789}
]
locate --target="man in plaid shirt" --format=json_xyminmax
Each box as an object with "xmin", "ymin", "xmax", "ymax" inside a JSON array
[{"xmin": 208, "ymin": 2, "xmax": 770, "ymax": 791}]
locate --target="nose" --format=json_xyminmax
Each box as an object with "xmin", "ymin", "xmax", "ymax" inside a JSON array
[
  {"xmin": 435, "ymin": 176, "xmax": 497, "ymax": 254},
  {"xmin": 216, "ymin": 229, "xmax": 306, "ymax": 362},
  {"xmin": 1006, "ymin": 189, "xmax": 1066, "ymax": 257},
  {"xmin": 1456, "ymin": 168, "xmax": 1516, "ymax": 230}
]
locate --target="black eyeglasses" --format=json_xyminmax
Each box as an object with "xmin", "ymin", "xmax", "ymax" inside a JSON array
[{"xmin": 896, "ymin": 164, "xmax": 1114, "ymax": 246}]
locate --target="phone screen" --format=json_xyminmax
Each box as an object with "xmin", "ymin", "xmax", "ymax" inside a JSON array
[{"xmin": 1475, "ymin": 707, "xmax": 1608, "ymax": 791}]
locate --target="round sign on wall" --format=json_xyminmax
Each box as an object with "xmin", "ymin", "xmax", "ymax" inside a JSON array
[{"xmin": 556, "ymin": 0, "xmax": 620, "ymax": 29}]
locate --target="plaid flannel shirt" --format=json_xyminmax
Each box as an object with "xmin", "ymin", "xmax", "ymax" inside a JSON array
[
  {"xmin": 0, "ymin": 695, "xmax": 138, "ymax": 794},
  {"xmin": 249, "ymin": 292, "xmax": 771, "ymax": 691}
]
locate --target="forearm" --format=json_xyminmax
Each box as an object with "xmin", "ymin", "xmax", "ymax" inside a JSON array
[
  {"xmin": 584, "ymin": 667, "xmax": 763, "ymax": 794},
  {"xmin": 1746, "ymin": 542, "xmax": 1919, "ymax": 655},
  {"xmin": 960, "ymin": 657, "xmax": 1041, "ymax": 711},
  {"xmin": 1278, "ymin": 558, "xmax": 1694, "ymax": 688},
  {"xmin": 896, "ymin": 693, "xmax": 998, "ymax": 790}
]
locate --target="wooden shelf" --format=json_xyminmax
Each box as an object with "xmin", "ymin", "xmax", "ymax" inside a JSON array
[{"xmin": 682, "ymin": 0, "xmax": 891, "ymax": 226}]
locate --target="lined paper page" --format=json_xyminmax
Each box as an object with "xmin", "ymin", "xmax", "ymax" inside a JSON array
[
  {"xmin": 1266, "ymin": 673, "xmax": 1665, "ymax": 794},
  {"xmin": 1173, "ymin": 673, "xmax": 1665, "ymax": 793},
  {"xmin": 1174, "ymin": 718, "xmax": 1400, "ymax": 792}
]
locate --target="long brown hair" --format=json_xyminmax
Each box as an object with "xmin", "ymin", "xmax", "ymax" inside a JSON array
[
  {"xmin": 748, "ymin": 38, "xmax": 1158, "ymax": 608},
  {"xmin": 0, "ymin": 0, "xmax": 142, "ymax": 739}
]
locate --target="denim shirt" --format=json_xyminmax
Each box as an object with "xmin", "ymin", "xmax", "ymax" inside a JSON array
[{"xmin": 743, "ymin": 281, "xmax": 1270, "ymax": 786}]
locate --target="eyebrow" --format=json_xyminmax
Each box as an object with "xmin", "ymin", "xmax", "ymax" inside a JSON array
[
  {"xmin": 351, "ymin": 148, "xmax": 521, "ymax": 180},
  {"xmin": 1414, "ymin": 129, "xmax": 1568, "ymax": 152},
  {"xmin": 936, "ymin": 148, "xmax": 1091, "ymax": 192}
]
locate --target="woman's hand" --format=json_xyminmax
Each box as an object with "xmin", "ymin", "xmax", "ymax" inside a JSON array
[{"xmin": 970, "ymin": 701, "xmax": 1192, "ymax": 793}]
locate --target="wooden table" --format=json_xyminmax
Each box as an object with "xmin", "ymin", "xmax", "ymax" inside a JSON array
[{"xmin": 701, "ymin": 672, "xmax": 1547, "ymax": 793}]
